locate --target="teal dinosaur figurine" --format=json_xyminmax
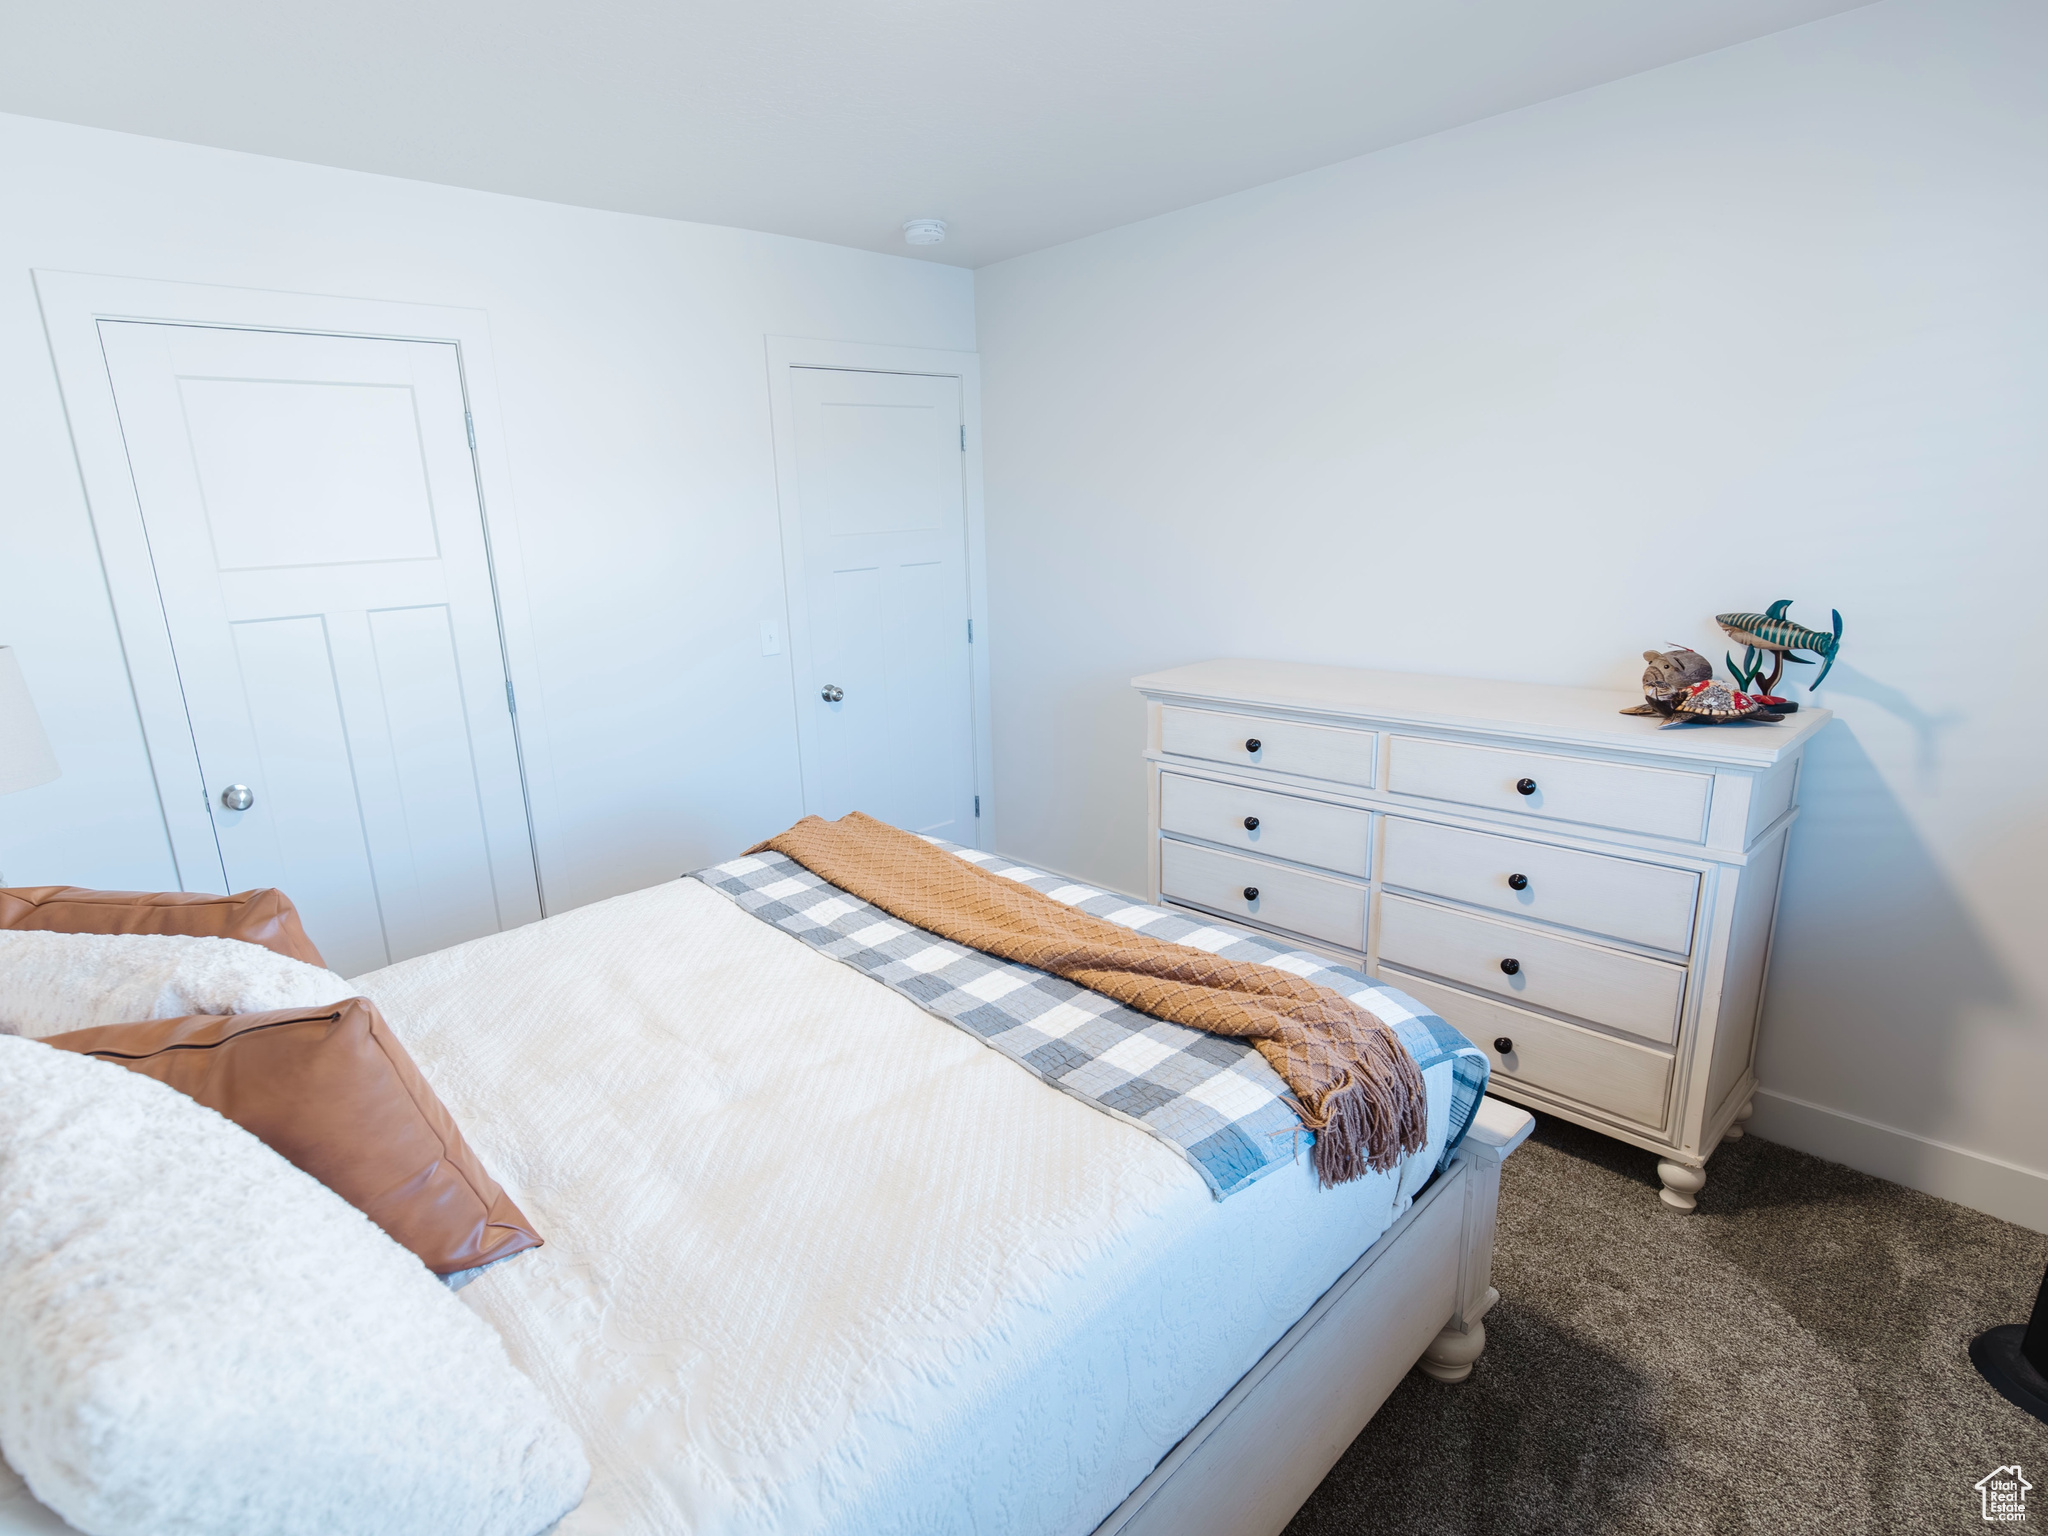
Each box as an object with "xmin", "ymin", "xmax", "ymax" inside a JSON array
[{"xmin": 1717, "ymin": 599, "xmax": 1843, "ymax": 692}]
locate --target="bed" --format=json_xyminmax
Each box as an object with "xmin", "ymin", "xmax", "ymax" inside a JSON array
[{"xmin": 0, "ymin": 851, "xmax": 1531, "ymax": 1536}]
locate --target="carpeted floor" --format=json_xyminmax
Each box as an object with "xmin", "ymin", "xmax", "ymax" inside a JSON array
[{"xmin": 1284, "ymin": 1115, "xmax": 2048, "ymax": 1535}]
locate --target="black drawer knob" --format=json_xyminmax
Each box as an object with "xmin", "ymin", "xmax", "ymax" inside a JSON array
[
  {"xmin": 1500, "ymin": 958, "xmax": 1521, "ymax": 976},
  {"xmin": 1507, "ymin": 873, "xmax": 1529, "ymax": 891},
  {"xmin": 1494, "ymin": 1036, "xmax": 1514, "ymax": 1055},
  {"xmin": 1242, "ymin": 886, "xmax": 1259, "ymax": 901},
  {"xmin": 1242, "ymin": 815, "xmax": 1260, "ymax": 831},
  {"xmin": 1245, "ymin": 738, "xmax": 1262, "ymax": 753},
  {"xmin": 1515, "ymin": 777, "xmax": 1538, "ymax": 796}
]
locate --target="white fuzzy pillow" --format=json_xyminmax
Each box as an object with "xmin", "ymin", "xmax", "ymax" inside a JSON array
[
  {"xmin": 0, "ymin": 929, "xmax": 354, "ymax": 1038},
  {"xmin": 0, "ymin": 1035, "xmax": 587, "ymax": 1536}
]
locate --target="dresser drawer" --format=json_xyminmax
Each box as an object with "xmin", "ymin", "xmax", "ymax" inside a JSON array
[
  {"xmin": 1161, "ymin": 707, "xmax": 1376, "ymax": 788},
  {"xmin": 1159, "ymin": 773, "xmax": 1373, "ymax": 876},
  {"xmin": 1381, "ymin": 817, "xmax": 1700, "ymax": 955},
  {"xmin": 1387, "ymin": 970, "xmax": 1673, "ymax": 1130},
  {"xmin": 1159, "ymin": 838, "xmax": 1367, "ymax": 951},
  {"xmin": 1386, "ymin": 736, "xmax": 1710, "ymax": 843},
  {"xmin": 1376, "ymin": 893, "xmax": 1684, "ymax": 1046}
]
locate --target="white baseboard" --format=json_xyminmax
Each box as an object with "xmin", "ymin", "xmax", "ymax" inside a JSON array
[{"xmin": 1747, "ymin": 1089, "xmax": 2048, "ymax": 1235}]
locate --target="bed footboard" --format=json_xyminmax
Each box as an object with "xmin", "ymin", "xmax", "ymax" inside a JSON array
[
  {"xmin": 1091, "ymin": 1095, "xmax": 1535, "ymax": 1536},
  {"xmin": 1418, "ymin": 1095, "xmax": 1533, "ymax": 1381}
]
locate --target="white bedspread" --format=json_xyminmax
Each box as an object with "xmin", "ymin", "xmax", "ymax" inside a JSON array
[{"xmin": 0, "ymin": 877, "xmax": 1451, "ymax": 1536}]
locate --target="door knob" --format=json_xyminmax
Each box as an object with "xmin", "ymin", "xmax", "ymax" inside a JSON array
[
  {"xmin": 820, "ymin": 684, "xmax": 844, "ymax": 703},
  {"xmin": 219, "ymin": 784, "xmax": 254, "ymax": 811}
]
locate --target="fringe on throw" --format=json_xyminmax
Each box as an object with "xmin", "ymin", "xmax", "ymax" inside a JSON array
[{"xmin": 1299, "ymin": 1028, "xmax": 1430, "ymax": 1185}]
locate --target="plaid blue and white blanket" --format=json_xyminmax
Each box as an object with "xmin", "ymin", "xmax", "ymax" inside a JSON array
[{"xmin": 693, "ymin": 841, "xmax": 1489, "ymax": 1200}]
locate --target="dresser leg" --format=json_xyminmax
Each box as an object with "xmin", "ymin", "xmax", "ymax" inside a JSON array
[
  {"xmin": 1721, "ymin": 1096, "xmax": 1756, "ymax": 1143},
  {"xmin": 1656, "ymin": 1160, "xmax": 1707, "ymax": 1211},
  {"xmin": 1419, "ymin": 1319, "xmax": 1487, "ymax": 1383}
]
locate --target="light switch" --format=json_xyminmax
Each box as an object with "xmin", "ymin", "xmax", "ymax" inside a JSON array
[{"xmin": 760, "ymin": 620, "xmax": 782, "ymax": 657}]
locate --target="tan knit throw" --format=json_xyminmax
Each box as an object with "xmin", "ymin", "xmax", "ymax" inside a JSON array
[{"xmin": 748, "ymin": 813, "xmax": 1427, "ymax": 1183}]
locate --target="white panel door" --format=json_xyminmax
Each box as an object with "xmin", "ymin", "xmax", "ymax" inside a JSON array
[
  {"xmin": 788, "ymin": 367, "xmax": 976, "ymax": 839},
  {"xmin": 97, "ymin": 322, "xmax": 539, "ymax": 976}
]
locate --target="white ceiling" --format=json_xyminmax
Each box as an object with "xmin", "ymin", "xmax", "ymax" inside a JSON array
[{"xmin": 0, "ymin": 0, "xmax": 1872, "ymax": 268}]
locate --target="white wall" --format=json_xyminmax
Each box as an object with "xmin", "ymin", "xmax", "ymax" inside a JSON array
[
  {"xmin": 0, "ymin": 111, "xmax": 973, "ymax": 917},
  {"xmin": 976, "ymin": 0, "xmax": 2048, "ymax": 1228}
]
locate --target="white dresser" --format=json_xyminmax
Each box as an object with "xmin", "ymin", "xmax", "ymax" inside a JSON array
[{"xmin": 1136, "ymin": 659, "xmax": 1828, "ymax": 1210}]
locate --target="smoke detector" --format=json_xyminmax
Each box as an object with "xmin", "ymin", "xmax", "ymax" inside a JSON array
[{"xmin": 902, "ymin": 219, "xmax": 948, "ymax": 247}]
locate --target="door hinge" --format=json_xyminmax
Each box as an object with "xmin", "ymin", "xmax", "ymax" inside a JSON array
[
  {"xmin": 974, "ymin": 795, "xmax": 981, "ymax": 818},
  {"xmin": 505, "ymin": 678, "xmax": 516, "ymax": 713},
  {"xmin": 466, "ymin": 412, "xmax": 476, "ymax": 451},
  {"xmin": 959, "ymin": 425, "xmax": 966, "ymax": 452},
  {"xmin": 967, "ymin": 618, "xmax": 973, "ymax": 642}
]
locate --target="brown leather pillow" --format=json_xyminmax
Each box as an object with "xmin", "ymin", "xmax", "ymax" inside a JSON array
[
  {"xmin": 0, "ymin": 885, "xmax": 327, "ymax": 968},
  {"xmin": 46, "ymin": 997, "xmax": 539, "ymax": 1276}
]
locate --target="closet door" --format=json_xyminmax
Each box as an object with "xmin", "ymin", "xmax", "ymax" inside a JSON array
[
  {"xmin": 784, "ymin": 366, "xmax": 977, "ymax": 840},
  {"xmin": 97, "ymin": 322, "xmax": 539, "ymax": 976}
]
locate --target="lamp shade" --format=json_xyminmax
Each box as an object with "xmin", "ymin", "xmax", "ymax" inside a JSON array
[{"xmin": 0, "ymin": 647, "xmax": 60, "ymax": 795}]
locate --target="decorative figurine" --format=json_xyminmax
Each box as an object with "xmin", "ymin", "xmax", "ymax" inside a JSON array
[
  {"xmin": 1718, "ymin": 599, "xmax": 1843, "ymax": 705},
  {"xmin": 1667, "ymin": 678, "xmax": 1780, "ymax": 725},
  {"xmin": 1621, "ymin": 647, "xmax": 1711, "ymax": 719},
  {"xmin": 1621, "ymin": 647, "xmax": 1784, "ymax": 727}
]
